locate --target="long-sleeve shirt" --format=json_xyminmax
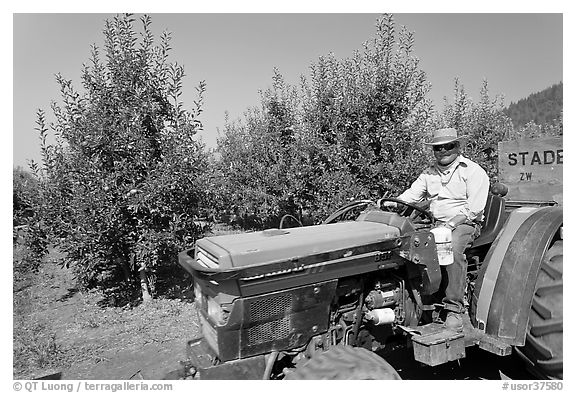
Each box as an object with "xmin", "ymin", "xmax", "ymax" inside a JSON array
[{"xmin": 397, "ymin": 155, "xmax": 490, "ymax": 223}]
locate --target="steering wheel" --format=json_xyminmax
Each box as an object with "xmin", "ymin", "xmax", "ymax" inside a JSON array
[
  {"xmin": 378, "ymin": 197, "xmax": 435, "ymax": 225},
  {"xmin": 322, "ymin": 200, "xmax": 374, "ymax": 225}
]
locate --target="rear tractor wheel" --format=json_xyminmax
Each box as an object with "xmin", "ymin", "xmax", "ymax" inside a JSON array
[
  {"xmin": 516, "ymin": 239, "xmax": 563, "ymax": 379},
  {"xmin": 284, "ymin": 345, "xmax": 401, "ymax": 380}
]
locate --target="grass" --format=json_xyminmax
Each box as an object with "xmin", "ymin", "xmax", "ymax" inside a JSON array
[
  {"xmin": 13, "ymin": 247, "xmax": 66, "ymax": 376},
  {"xmin": 13, "ymin": 319, "xmax": 62, "ymax": 372}
]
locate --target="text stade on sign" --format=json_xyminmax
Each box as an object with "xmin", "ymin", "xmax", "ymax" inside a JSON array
[{"xmin": 508, "ymin": 150, "xmax": 563, "ymax": 166}]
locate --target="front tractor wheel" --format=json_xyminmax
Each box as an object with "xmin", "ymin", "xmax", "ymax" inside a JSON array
[
  {"xmin": 284, "ymin": 345, "xmax": 401, "ymax": 380},
  {"xmin": 516, "ymin": 239, "xmax": 563, "ymax": 379}
]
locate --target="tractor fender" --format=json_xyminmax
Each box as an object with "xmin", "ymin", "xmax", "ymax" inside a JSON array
[{"xmin": 470, "ymin": 206, "xmax": 562, "ymax": 345}]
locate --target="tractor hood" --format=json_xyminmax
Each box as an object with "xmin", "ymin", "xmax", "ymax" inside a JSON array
[{"xmin": 192, "ymin": 220, "xmax": 400, "ymax": 271}]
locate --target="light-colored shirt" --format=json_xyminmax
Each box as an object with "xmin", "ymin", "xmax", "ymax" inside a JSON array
[{"xmin": 397, "ymin": 155, "xmax": 490, "ymax": 223}]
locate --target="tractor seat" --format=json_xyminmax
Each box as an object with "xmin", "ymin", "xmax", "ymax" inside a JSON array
[{"xmin": 471, "ymin": 193, "xmax": 506, "ymax": 248}]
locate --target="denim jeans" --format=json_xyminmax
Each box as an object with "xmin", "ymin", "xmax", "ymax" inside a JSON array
[{"xmin": 441, "ymin": 223, "xmax": 481, "ymax": 313}]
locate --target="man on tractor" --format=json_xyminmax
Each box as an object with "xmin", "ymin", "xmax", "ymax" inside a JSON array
[{"xmin": 379, "ymin": 127, "xmax": 490, "ymax": 332}]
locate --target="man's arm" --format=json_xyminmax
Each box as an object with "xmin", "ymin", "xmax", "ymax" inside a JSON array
[
  {"xmin": 397, "ymin": 173, "xmax": 428, "ymax": 204},
  {"xmin": 378, "ymin": 172, "xmax": 428, "ymax": 208}
]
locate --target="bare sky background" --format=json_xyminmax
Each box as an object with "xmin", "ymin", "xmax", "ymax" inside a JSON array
[{"xmin": 12, "ymin": 13, "xmax": 563, "ymax": 169}]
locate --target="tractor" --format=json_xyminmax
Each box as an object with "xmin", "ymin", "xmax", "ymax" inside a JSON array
[{"xmin": 175, "ymin": 137, "xmax": 563, "ymax": 380}]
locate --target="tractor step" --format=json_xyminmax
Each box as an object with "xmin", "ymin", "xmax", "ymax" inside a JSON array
[
  {"xmin": 410, "ymin": 322, "xmax": 466, "ymax": 366},
  {"xmin": 405, "ymin": 314, "xmax": 512, "ymax": 367}
]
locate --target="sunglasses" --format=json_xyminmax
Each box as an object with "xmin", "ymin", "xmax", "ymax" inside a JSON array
[{"xmin": 433, "ymin": 142, "xmax": 457, "ymax": 152}]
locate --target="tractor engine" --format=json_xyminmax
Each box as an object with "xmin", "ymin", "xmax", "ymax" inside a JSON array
[
  {"xmin": 326, "ymin": 274, "xmax": 421, "ymax": 354},
  {"xmin": 365, "ymin": 279, "xmax": 409, "ymax": 325}
]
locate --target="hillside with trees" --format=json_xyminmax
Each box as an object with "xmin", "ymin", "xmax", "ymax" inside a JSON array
[{"xmin": 504, "ymin": 82, "xmax": 562, "ymax": 128}]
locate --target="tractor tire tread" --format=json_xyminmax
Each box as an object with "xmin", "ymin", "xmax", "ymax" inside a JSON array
[
  {"xmin": 540, "ymin": 262, "xmax": 562, "ymax": 280},
  {"xmin": 531, "ymin": 297, "xmax": 553, "ymax": 319},
  {"xmin": 285, "ymin": 345, "xmax": 401, "ymax": 380},
  {"xmin": 517, "ymin": 239, "xmax": 563, "ymax": 379},
  {"xmin": 525, "ymin": 333, "xmax": 553, "ymax": 359},
  {"xmin": 535, "ymin": 281, "xmax": 562, "ymax": 297},
  {"xmin": 531, "ymin": 318, "xmax": 563, "ymax": 336}
]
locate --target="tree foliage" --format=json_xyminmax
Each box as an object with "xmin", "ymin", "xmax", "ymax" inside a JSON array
[
  {"xmin": 214, "ymin": 15, "xmax": 435, "ymax": 227},
  {"xmin": 13, "ymin": 167, "xmax": 48, "ymax": 277},
  {"xmin": 34, "ymin": 14, "xmax": 207, "ymax": 304},
  {"xmin": 508, "ymin": 117, "xmax": 563, "ymax": 140},
  {"xmin": 504, "ymin": 82, "xmax": 563, "ymax": 128},
  {"xmin": 13, "ymin": 167, "xmax": 40, "ymax": 227}
]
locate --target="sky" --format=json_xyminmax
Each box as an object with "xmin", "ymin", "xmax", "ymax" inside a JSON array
[{"xmin": 11, "ymin": 12, "xmax": 563, "ymax": 169}]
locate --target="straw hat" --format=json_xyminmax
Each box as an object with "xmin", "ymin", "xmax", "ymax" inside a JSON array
[{"xmin": 424, "ymin": 127, "xmax": 468, "ymax": 146}]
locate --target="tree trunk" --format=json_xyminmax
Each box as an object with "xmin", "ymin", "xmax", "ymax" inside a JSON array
[
  {"xmin": 117, "ymin": 257, "xmax": 131, "ymax": 282},
  {"xmin": 139, "ymin": 269, "xmax": 152, "ymax": 302}
]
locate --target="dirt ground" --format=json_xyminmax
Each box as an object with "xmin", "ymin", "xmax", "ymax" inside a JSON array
[{"xmin": 13, "ymin": 250, "xmax": 200, "ymax": 380}]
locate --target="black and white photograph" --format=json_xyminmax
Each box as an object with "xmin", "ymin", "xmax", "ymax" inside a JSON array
[{"xmin": 11, "ymin": 4, "xmax": 565, "ymax": 386}]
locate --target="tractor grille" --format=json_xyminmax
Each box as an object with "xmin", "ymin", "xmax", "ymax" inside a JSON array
[
  {"xmin": 249, "ymin": 293, "xmax": 293, "ymax": 321},
  {"xmin": 247, "ymin": 316, "xmax": 291, "ymax": 346},
  {"xmin": 246, "ymin": 294, "xmax": 293, "ymax": 346}
]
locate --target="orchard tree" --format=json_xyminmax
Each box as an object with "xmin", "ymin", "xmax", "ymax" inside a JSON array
[
  {"xmin": 13, "ymin": 167, "xmax": 40, "ymax": 228},
  {"xmin": 215, "ymin": 14, "xmax": 435, "ymax": 227},
  {"xmin": 36, "ymin": 14, "xmax": 207, "ymax": 304},
  {"xmin": 13, "ymin": 167, "xmax": 48, "ymax": 277},
  {"xmin": 214, "ymin": 70, "xmax": 304, "ymax": 228},
  {"xmin": 509, "ymin": 116, "xmax": 563, "ymax": 140},
  {"xmin": 299, "ymin": 14, "xmax": 434, "ymax": 199}
]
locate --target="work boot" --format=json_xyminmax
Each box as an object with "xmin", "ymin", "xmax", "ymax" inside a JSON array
[{"xmin": 444, "ymin": 311, "xmax": 464, "ymax": 332}]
